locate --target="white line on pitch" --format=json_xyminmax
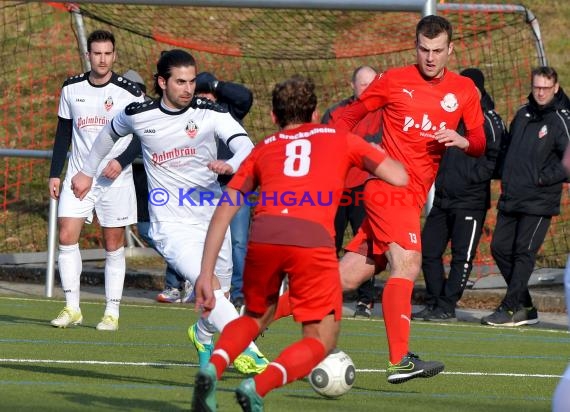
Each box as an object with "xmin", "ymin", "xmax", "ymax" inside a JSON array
[{"xmin": 0, "ymin": 358, "xmax": 562, "ymax": 378}]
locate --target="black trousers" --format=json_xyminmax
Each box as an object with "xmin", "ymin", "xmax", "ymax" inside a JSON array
[
  {"xmin": 491, "ymin": 211, "xmax": 551, "ymax": 310},
  {"xmin": 421, "ymin": 205, "xmax": 487, "ymax": 312},
  {"xmin": 335, "ymin": 185, "xmax": 375, "ymax": 305}
]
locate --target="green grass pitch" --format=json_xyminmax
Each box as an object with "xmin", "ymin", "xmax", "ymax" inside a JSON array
[{"xmin": 0, "ymin": 296, "xmax": 567, "ymax": 411}]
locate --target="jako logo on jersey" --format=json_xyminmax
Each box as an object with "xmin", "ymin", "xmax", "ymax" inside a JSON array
[
  {"xmin": 185, "ymin": 120, "xmax": 198, "ymax": 138},
  {"xmin": 538, "ymin": 124, "xmax": 548, "ymax": 139},
  {"xmin": 75, "ymin": 98, "xmax": 85, "ymax": 102},
  {"xmin": 403, "ymin": 88, "xmax": 414, "ymax": 98},
  {"xmin": 440, "ymin": 93, "xmax": 458, "ymax": 112},
  {"xmin": 403, "ymin": 113, "xmax": 447, "ymax": 135},
  {"xmin": 104, "ymin": 96, "xmax": 113, "ymax": 112},
  {"xmin": 144, "ymin": 128, "xmax": 156, "ymax": 134}
]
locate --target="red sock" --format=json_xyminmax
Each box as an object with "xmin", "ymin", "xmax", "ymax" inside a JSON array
[
  {"xmin": 381, "ymin": 277, "xmax": 414, "ymax": 364},
  {"xmin": 273, "ymin": 290, "xmax": 292, "ymax": 321},
  {"xmin": 210, "ymin": 316, "xmax": 260, "ymax": 379},
  {"xmin": 254, "ymin": 337, "xmax": 326, "ymax": 397}
]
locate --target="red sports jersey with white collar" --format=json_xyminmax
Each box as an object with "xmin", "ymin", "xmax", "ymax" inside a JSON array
[
  {"xmin": 228, "ymin": 123, "xmax": 388, "ymax": 247},
  {"xmin": 359, "ymin": 64, "xmax": 484, "ymax": 206}
]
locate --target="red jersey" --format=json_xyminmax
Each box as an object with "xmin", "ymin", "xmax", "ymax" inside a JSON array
[
  {"xmin": 323, "ymin": 97, "xmax": 383, "ymax": 188},
  {"xmin": 228, "ymin": 123, "xmax": 388, "ymax": 247},
  {"xmin": 339, "ymin": 65, "xmax": 484, "ymax": 207}
]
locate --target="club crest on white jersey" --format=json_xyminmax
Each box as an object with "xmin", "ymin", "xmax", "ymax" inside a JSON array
[
  {"xmin": 104, "ymin": 96, "xmax": 114, "ymax": 111},
  {"xmin": 186, "ymin": 120, "xmax": 198, "ymax": 138}
]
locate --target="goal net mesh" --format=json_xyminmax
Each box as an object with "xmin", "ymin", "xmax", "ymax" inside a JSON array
[{"xmin": 1, "ymin": 1, "xmax": 567, "ymax": 275}]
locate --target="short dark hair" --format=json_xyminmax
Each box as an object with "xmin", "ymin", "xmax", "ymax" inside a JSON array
[
  {"xmin": 531, "ymin": 66, "xmax": 558, "ymax": 84},
  {"xmin": 272, "ymin": 75, "xmax": 317, "ymax": 129},
  {"xmin": 416, "ymin": 15, "xmax": 452, "ymax": 44},
  {"xmin": 87, "ymin": 30, "xmax": 115, "ymax": 52},
  {"xmin": 153, "ymin": 49, "xmax": 197, "ymax": 97}
]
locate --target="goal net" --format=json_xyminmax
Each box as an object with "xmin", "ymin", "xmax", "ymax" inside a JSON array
[{"xmin": 0, "ymin": 1, "xmax": 567, "ymax": 275}]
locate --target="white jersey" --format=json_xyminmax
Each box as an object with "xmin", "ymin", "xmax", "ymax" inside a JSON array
[
  {"xmin": 58, "ymin": 71, "xmax": 144, "ymax": 187},
  {"xmin": 110, "ymin": 97, "xmax": 253, "ymax": 224}
]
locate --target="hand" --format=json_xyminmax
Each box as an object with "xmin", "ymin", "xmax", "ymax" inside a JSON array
[
  {"xmin": 101, "ymin": 159, "xmax": 122, "ymax": 180},
  {"xmin": 194, "ymin": 273, "xmax": 216, "ymax": 316},
  {"xmin": 434, "ymin": 128, "xmax": 469, "ymax": 150},
  {"xmin": 48, "ymin": 177, "xmax": 61, "ymax": 200},
  {"xmin": 70, "ymin": 172, "xmax": 94, "ymax": 200},
  {"xmin": 207, "ymin": 160, "xmax": 234, "ymax": 175}
]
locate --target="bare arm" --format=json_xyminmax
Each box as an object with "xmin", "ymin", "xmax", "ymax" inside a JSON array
[
  {"xmin": 371, "ymin": 156, "xmax": 408, "ymax": 187},
  {"xmin": 71, "ymin": 122, "xmax": 120, "ymax": 200}
]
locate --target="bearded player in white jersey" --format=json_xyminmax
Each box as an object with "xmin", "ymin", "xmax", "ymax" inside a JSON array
[
  {"xmin": 70, "ymin": 49, "xmax": 269, "ymax": 374},
  {"xmin": 48, "ymin": 30, "xmax": 145, "ymax": 331}
]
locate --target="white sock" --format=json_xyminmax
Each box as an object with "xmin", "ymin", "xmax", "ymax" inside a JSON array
[
  {"xmin": 206, "ymin": 289, "xmax": 239, "ymax": 331},
  {"xmin": 195, "ymin": 318, "xmax": 215, "ymax": 345},
  {"xmin": 58, "ymin": 244, "xmax": 82, "ymax": 312},
  {"xmin": 104, "ymin": 246, "xmax": 125, "ymax": 318},
  {"xmin": 206, "ymin": 289, "xmax": 260, "ymax": 352}
]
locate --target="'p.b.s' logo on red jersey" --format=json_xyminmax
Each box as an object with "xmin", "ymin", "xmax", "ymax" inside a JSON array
[
  {"xmin": 104, "ymin": 96, "xmax": 113, "ymax": 112},
  {"xmin": 403, "ymin": 113, "xmax": 447, "ymax": 136},
  {"xmin": 185, "ymin": 120, "xmax": 198, "ymax": 138}
]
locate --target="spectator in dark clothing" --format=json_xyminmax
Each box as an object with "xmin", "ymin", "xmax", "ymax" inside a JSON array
[
  {"xmin": 481, "ymin": 66, "xmax": 570, "ymax": 326},
  {"xmin": 413, "ymin": 68, "xmax": 505, "ymax": 321}
]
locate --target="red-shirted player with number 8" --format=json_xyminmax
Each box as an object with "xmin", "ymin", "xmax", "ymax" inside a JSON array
[
  {"xmin": 191, "ymin": 75, "xmax": 408, "ymax": 412},
  {"xmin": 333, "ymin": 15, "xmax": 486, "ymax": 384}
]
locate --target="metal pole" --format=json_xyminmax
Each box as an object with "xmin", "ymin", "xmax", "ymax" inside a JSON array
[
  {"xmin": 422, "ymin": 0, "xmax": 436, "ymax": 16},
  {"xmin": 422, "ymin": 0, "xmax": 436, "ymax": 217},
  {"xmin": 71, "ymin": 5, "xmax": 91, "ymax": 70},
  {"xmin": 45, "ymin": 198, "xmax": 58, "ymax": 297},
  {"xmin": 52, "ymin": 0, "xmax": 433, "ymax": 12}
]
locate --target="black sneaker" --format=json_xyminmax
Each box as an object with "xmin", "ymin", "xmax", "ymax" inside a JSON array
[
  {"xmin": 481, "ymin": 307, "xmax": 515, "ymax": 326},
  {"xmin": 512, "ymin": 306, "xmax": 539, "ymax": 326},
  {"xmin": 233, "ymin": 297, "xmax": 245, "ymax": 313},
  {"xmin": 411, "ymin": 305, "xmax": 434, "ymax": 320},
  {"xmin": 353, "ymin": 302, "xmax": 372, "ymax": 319},
  {"xmin": 386, "ymin": 352, "xmax": 445, "ymax": 384},
  {"xmin": 423, "ymin": 307, "xmax": 457, "ymax": 322}
]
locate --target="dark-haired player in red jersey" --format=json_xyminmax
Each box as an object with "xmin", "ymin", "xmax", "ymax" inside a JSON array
[
  {"xmin": 190, "ymin": 75, "xmax": 408, "ymax": 412},
  {"xmin": 333, "ymin": 15, "xmax": 486, "ymax": 384}
]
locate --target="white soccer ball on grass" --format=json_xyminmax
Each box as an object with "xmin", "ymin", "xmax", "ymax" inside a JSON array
[{"xmin": 308, "ymin": 348, "xmax": 356, "ymax": 398}]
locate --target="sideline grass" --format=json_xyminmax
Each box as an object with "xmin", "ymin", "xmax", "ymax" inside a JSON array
[{"xmin": 0, "ymin": 296, "xmax": 567, "ymax": 411}]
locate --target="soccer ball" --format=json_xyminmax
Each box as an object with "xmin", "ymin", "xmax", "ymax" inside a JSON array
[{"xmin": 308, "ymin": 349, "xmax": 356, "ymax": 398}]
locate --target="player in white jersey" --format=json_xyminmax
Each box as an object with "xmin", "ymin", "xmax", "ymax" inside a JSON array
[
  {"xmin": 70, "ymin": 49, "xmax": 269, "ymax": 374},
  {"xmin": 48, "ymin": 30, "xmax": 145, "ymax": 331}
]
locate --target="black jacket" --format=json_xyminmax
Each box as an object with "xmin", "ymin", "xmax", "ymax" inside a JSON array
[
  {"xmin": 433, "ymin": 93, "xmax": 506, "ymax": 210},
  {"xmin": 213, "ymin": 81, "xmax": 253, "ymax": 185},
  {"xmin": 497, "ymin": 89, "xmax": 570, "ymax": 216}
]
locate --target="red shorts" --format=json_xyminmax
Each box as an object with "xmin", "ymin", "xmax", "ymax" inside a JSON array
[
  {"xmin": 346, "ymin": 179, "xmax": 423, "ymax": 257},
  {"xmin": 243, "ymin": 242, "xmax": 342, "ymax": 323}
]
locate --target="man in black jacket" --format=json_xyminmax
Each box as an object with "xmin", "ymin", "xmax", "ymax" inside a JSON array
[
  {"xmin": 481, "ymin": 66, "xmax": 570, "ymax": 326},
  {"xmin": 413, "ymin": 68, "xmax": 505, "ymax": 321}
]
